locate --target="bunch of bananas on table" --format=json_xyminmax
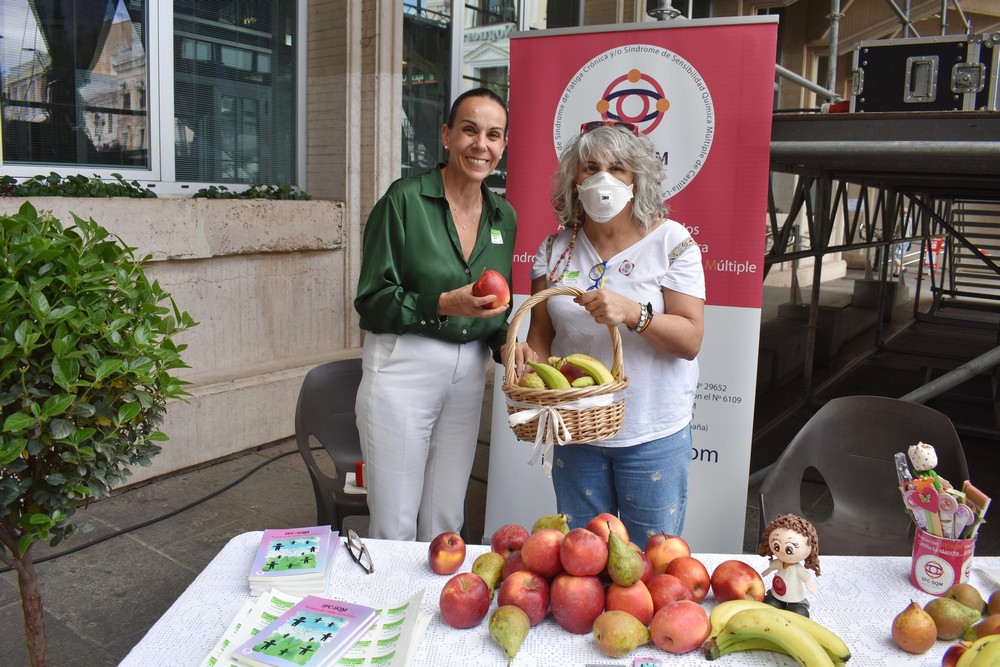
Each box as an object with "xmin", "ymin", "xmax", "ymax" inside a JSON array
[
  {"xmin": 702, "ymin": 599, "xmax": 851, "ymax": 666},
  {"xmin": 956, "ymin": 634, "xmax": 1000, "ymax": 667}
]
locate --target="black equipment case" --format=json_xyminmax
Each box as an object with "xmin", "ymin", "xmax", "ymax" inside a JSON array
[{"xmin": 851, "ymin": 32, "xmax": 1000, "ymax": 112}]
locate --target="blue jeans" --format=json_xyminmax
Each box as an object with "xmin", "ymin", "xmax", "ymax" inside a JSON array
[{"xmin": 550, "ymin": 425, "xmax": 692, "ymax": 544}]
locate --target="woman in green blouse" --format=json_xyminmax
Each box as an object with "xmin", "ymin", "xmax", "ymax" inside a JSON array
[{"xmin": 355, "ymin": 88, "xmax": 528, "ymax": 541}]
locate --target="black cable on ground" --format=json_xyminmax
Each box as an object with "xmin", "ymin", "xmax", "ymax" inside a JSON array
[{"xmin": 0, "ymin": 447, "xmax": 305, "ymax": 574}]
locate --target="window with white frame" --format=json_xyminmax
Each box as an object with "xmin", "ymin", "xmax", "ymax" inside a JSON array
[{"xmin": 0, "ymin": 0, "xmax": 298, "ymax": 189}]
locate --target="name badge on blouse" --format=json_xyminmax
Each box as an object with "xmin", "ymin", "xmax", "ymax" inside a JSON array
[
  {"xmin": 562, "ymin": 270, "xmax": 580, "ymax": 286},
  {"xmin": 490, "ymin": 229, "xmax": 503, "ymax": 244}
]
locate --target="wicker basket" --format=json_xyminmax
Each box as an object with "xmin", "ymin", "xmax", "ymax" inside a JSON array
[{"xmin": 502, "ymin": 286, "xmax": 628, "ymax": 444}]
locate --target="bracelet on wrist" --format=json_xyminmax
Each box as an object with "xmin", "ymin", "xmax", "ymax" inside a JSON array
[
  {"xmin": 636, "ymin": 303, "xmax": 653, "ymax": 333},
  {"xmin": 628, "ymin": 302, "xmax": 653, "ymax": 333}
]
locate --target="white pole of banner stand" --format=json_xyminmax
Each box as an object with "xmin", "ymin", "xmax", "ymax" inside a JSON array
[{"xmin": 484, "ymin": 295, "xmax": 558, "ymax": 540}]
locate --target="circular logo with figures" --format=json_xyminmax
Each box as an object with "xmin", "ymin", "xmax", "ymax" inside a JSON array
[
  {"xmin": 914, "ymin": 554, "xmax": 953, "ymax": 593},
  {"xmin": 553, "ymin": 45, "xmax": 715, "ymax": 199}
]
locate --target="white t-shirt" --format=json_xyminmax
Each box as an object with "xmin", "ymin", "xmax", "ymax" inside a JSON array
[
  {"xmin": 530, "ymin": 220, "xmax": 706, "ymax": 447},
  {"xmin": 770, "ymin": 562, "xmax": 812, "ymax": 603}
]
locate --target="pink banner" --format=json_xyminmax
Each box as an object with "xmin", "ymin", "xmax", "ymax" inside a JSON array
[{"xmin": 507, "ymin": 20, "xmax": 777, "ymax": 308}]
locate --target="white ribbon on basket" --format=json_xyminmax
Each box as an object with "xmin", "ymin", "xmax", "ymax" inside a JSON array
[{"xmin": 507, "ymin": 394, "xmax": 617, "ymax": 477}]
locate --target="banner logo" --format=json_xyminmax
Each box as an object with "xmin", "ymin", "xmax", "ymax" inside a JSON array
[{"xmin": 554, "ymin": 45, "xmax": 715, "ymax": 198}]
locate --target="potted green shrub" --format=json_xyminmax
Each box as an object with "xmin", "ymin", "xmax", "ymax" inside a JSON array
[{"xmin": 0, "ymin": 202, "xmax": 196, "ymax": 667}]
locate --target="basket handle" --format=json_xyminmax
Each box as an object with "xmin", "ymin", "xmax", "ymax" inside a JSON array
[{"xmin": 502, "ymin": 286, "xmax": 625, "ymax": 388}]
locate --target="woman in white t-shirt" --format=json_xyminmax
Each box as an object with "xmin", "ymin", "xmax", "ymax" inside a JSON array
[{"xmin": 520, "ymin": 121, "xmax": 706, "ymax": 542}]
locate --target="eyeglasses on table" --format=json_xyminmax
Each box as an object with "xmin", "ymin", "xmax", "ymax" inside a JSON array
[{"xmin": 346, "ymin": 529, "xmax": 374, "ymax": 574}]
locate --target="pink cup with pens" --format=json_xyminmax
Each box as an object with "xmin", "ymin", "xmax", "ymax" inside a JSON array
[
  {"xmin": 904, "ymin": 484, "xmax": 977, "ymax": 595},
  {"xmin": 910, "ymin": 527, "xmax": 975, "ymax": 595}
]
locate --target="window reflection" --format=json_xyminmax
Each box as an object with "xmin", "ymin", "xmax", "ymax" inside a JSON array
[
  {"xmin": 1, "ymin": 0, "xmax": 149, "ymax": 167},
  {"xmin": 173, "ymin": 1, "xmax": 296, "ymax": 184},
  {"xmin": 402, "ymin": 2, "xmax": 450, "ymax": 179}
]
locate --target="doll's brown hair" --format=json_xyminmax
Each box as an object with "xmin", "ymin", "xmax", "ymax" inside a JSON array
[{"xmin": 757, "ymin": 513, "xmax": 821, "ymax": 576}]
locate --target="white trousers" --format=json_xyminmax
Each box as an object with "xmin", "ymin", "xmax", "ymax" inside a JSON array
[{"xmin": 356, "ymin": 332, "xmax": 490, "ymax": 541}]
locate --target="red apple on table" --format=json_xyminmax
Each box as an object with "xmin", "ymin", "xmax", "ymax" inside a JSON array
[
  {"xmin": 491, "ymin": 523, "xmax": 529, "ymax": 559},
  {"xmin": 665, "ymin": 555, "xmax": 711, "ymax": 603},
  {"xmin": 710, "ymin": 559, "xmax": 766, "ymax": 603},
  {"xmin": 605, "ymin": 580, "xmax": 655, "ymax": 626},
  {"xmin": 497, "ymin": 569, "xmax": 550, "ymax": 626},
  {"xmin": 439, "ymin": 572, "xmax": 491, "ymax": 629},
  {"xmin": 428, "ymin": 531, "xmax": 466, "ymax": 575},
  {"xmin": 502, "ymin": 550, "xmax": 526, "ymax": 580},
  {"xmin": 647, "ymin": 573, "xmax": 693, "ymax": 613},
  {"xmin": 649, "ymin": 599, "xmax": 711, "ymax": 654},
  {"xmin": 629, "ymin": 542, "xmax": 653, "ymax": 584},
  {"xmin": 550, "ymin": 573, "xmax": 606, "ymax": 634},
  {"xmin": 520, "ymin": 528, "xmax": 565, "ymax": 579},
  {"xmin": 644, "ymin": 533, "xmax": 691, "ymax": 575},
  {"xmin": 974, "ymin": 614, "xmax": 1000, "ymax": 638},
  {"xmin": 942, "ymin": 642, "xmax": 971, "ymax": 667},
  {"xmin": 585, "ymin": 512, "xmax": 629, "ymax": 544},
  {"xmin": 472, "ymin": 269, "xmax": 510, "ymax": 309},
  {"xmin": 559, "ymin": 527, "xmax": 608, "ymax": 576}
]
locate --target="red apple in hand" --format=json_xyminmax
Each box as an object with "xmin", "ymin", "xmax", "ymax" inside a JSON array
[
  {"xmin": 649, "ymin": 599, "xmax": 711, "ymax": 654},
  {"xmin": 439, "ymin": 572, "xmax": 491, "ymax": 629},
  {"xmin": 585, "ymin": 512, "xmax": 629, "ymax": 544},
  {"xmin": 472, "ymin": 269, "xmax": 510, "ymax": 309},
  {"xmin": 491, "ymin": 523, "xmax": 529, "ymax": 559},
  {"xmin": 559, "ymin": 527, "xmax": 608, "ymax": 576},
  {"xmin": 497, "ymin": 570, "xmax": 550, "ymax": 626},
  {"xmin": 647, "ymin": 573, "xmax": 693, "ymax": 613},
  {"xmin": 550, "ymin": 573, "xmax": 606, "ymax": 634},
  {"xmin": 428, "ymin": 531, "xmax": 466, "ymax": 575},
  {"xmin": 665, "ymin": 555, "xmax": 711, "ymax": 603},
  {"xmin": 710, "ymin": 559, "xmax": 766, "ymax": 603},
  {"xmin": 644, "ymin": 533, "xmax": 691, "ymax": 575}
]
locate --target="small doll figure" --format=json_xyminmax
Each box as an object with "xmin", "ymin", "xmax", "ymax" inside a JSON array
[
  {"xmin": 757, "ymin": 514, "xmax": 820, "ymax": 617},
  {"xmin": 907, "ymin": 441, "xmax": 951, "ymax": 492}
]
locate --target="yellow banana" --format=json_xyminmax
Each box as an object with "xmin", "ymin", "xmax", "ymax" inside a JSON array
[
  {"xmin": 768, "ymin": 606, "xmax": 851, "ymax": 663},
  {"xmin": 703, "ymin": 634, "xmax": 790, "ymax": 659},
  {"xmin": 548, "ymin": 356, "xmax": 566, "ymax": 369},
  {"xmin": 962, "ymin": 635, "xmax": 1000, "ymax": 667},
  {"xmin": 564, "ymin": 353, "xmax": 615, "ymax": 385},
  {"xmin": 708, "ymin": 608, "xmax": 836, "ymax": 667},
  {"xmin": 708, "ymin": 635, "xmax": 850, "ymax": 665},
  {"xmin": 708, "ymin": 599, "xmax": 850, "ymax": 664},
  {"xmin": 709, "ymin": 599, "xmax": 770, "ymax": 637},
  {"xmin": 525, "ymin": 361, "xmax": 570, "ymax": 389},
  {"xmin": 570, "ymin": 375, "xmax": 596, "ymax": 387}
]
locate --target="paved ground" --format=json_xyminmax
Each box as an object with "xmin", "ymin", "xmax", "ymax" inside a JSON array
[{"xmin": 3, "ymin": 269, "xmax": 998, "ymax": 665}]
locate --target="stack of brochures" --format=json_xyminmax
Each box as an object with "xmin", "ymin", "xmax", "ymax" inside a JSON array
[
  {"xmin": 200, "ymin": 589, "xmax": 429, "ymax": 667},
  {"xmin": 248, "ymin": 525, "xmax": 338, "ymax": 597},
  {"xmin": 231, "ymin": 594, "xmax": 378, "ymax": 667}
]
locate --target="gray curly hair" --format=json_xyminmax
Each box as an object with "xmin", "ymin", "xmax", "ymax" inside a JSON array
[{"xmin": 551, "ymin": 124, "xmax": 668, "ymax": 231}]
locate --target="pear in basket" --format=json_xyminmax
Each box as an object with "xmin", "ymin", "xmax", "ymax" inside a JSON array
[{"xmin": 518, "ymin": 372, "xmax": 545, "ymax": 389}]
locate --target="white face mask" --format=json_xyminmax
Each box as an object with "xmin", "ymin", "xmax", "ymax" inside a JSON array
[{"xmin": 576, "ymin": 171, "xmax": 634, "ymax": 223}]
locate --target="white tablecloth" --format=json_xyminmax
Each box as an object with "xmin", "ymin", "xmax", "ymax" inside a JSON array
[{"xmin": 122, "ymin": 532, "xmax": 999, "ymax": 666}]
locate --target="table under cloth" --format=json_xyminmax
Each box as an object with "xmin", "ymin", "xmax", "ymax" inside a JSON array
[{"xmin": 122, "ymin": 531, "xmax": 999, "ymax": 666}]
